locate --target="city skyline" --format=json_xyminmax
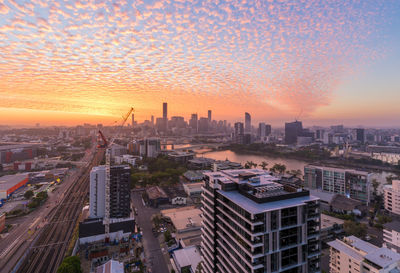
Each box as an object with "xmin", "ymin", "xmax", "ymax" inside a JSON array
[{"xmin": 1, "ymin": 0, "xmax": 400, "ymax": 127}]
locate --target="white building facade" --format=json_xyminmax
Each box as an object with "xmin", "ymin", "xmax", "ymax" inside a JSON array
[{"xmin": 384, "ymin": 180, "xmax": 400, "ymax": 216}]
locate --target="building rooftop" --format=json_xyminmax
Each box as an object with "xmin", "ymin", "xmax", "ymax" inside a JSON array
[
  {"xmin": 330, "ymin": 194, "xmax": 362, "ymax": 211},
  {"xmin": 321, "ymin": 214, "xmax": 344, "ymax": 229},
  {"xmin": 365, "ymin": 247, "xmax": 400, "ymax": 269},
  {"xmin": 146, "ymin": 186, "xmax": 168, "ymax": 200},
  {"xmin": 161, "ymin": 206, "xmax": 202, "ymax": 232},
  {"xmin": 219, "ymin": 190, "xmax": 319, "ymax": 214},
  {"xmin": 0, "ymin": 144, "xmax": 39, "ymax": 151},
  {"xmin": 309, "ymin": 189, "xmax": 335, "ymax": 204},
  {"xmin": 95, "ymin": 259, "xmax": 124, "ymax": 273},
  {"xmin": 0, "ymin": 173, "xmax": 28, "ymax": 190},
  {"xmin": 384, "ymin": 220, "xmax": 400, "ymax": 233},
  {"xmin": 173, "ymin": 246, "xmax": 202, "ymax": 272}
]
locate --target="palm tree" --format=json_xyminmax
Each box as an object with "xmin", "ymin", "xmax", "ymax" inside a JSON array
[{"xmin": 260, "ymin": 161, "xmax": 268, "ymax": 170}]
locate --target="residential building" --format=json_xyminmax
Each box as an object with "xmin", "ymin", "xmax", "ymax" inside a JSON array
[
  {"xmin": 201, "ymin": 169, "xmax": 321, "ymax": 273},
  {"xmin": 328, "ymin": 236, "xmax": 400, "ymax": 273},
  {"xmin": 172, "ymin": 246, "xmax": 202, "ymax": 273},
  {"xmin": 114, "ymin": 154, "xmax": 139, "ymax": 166},
  {"xmin": 139, "ymin": 138, "xmax": 161, "ymax": 158},
  {"xmin": 304, "ymin": 165, "xmax": 371, "ymax": 204},
  {"xmin": 285, "ymin": 121, "xmax": 303, "ymax": 145},
  {"xmin": 89, "ymin": 165, "xmax": 131, "ymax": 219},
  {"xmin": 320, "ymin": 214, "xmax": 344, "ymax": 242},
  {"xmin": 383, "ymin": 221, "xmax": 400, "ymax": 254},
  {"xmin": 163, "ymin": 102, "xmax": 168, "ymax": 131},
  {"xmin": 245, "ymin": 112, "xmax": 251, "ymax": 133},
  {"xmin": 234, "ymin": 122, "xmax": 244, "ymax": 144},
  {"xmin": 208, "ymin": 110, "xmax": 212, "ymax": 122},
  {"xmin": 384, "ymin": 180, "xmax": 400, "ymax": 216}
]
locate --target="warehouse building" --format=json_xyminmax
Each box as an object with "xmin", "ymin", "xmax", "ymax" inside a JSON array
[
  {"xmin": 0, "ymin": 173, "xmax": 29, "ymax": 199},
  {"xmin": 0, "ymin": 144, "xmax": 38, "ymax": 164}
]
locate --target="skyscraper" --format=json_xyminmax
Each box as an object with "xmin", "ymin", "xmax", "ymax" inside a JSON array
[
  {"xmin": 208, "ymin": 110, "xmax": 212, "ymax": 122},
  {"xmin": 163, "ymin": 102, "xmax": 168, "ymax": 131},
  {"xmin": 89, "ymin": 165, "xmax": 131, "ymax": 219},
  {"xmin": 356, "ymin": 128, "xmax": 365, "ymax": 144},
  {"xmin": 201, "ymin": 169, "xmax": 321, "ymax": 273},
  {"xmin": 198, "ymin": 117, "xmax": 209, "ymax": 133},
  {"xmin": 151, "ymin": 115, "xmax": 154, "ymax": 125},
  {"xmin": 259, "ymin": 122, "xmax": 272, "ymax": 139},
  {"xmin": 131, "ymin": 114, "xmax": 134, "ymax": 127},
  {"xmin": 190, "ymin": 113, "xmax": 198, "ymax": 133},
  {"xmin": 234, "ymin": 122, "xmax": 244, "ymax": 144},
  {"xmin": 285, "ymin": 120, "xmax": 303, "ymax": 144},
  {"xmin": 245, "ymin": 112, "xmax": 251, "ymax": 133}
]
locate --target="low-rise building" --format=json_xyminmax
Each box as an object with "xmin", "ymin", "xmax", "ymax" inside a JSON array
[
  {"xmin": 384, "ymin": 180, "xmax": 400, "ymax": 216},
  {"xmin": 172, "ymin": 246, "xmax": 202, "ymax": 273},
  {"xmin": 95, "ymin": 259, "xmax": 124, "ymax": 273},
  {"xmin": 161, "ymin": 206, "xmax": 202, "ymax": 248},
  {"xmin": 304, "ymin": 165, "xmax": 372, "ymax": 204},
  {"xmin": 320, "ymin": 214, "xmax": 344, "ymax": 242},
  {"xmin": 328, "ymin": 236, "xmax": 400, "ymax": 273},
  {"xmin": 114, "ymin": 154, "xmax": 139, "ymax": 166},
  {"xmin": 384, "ymin": 221, "xmax": 400, "ymax": 254},
  {"xmin": 0, "ymin": 173, "xmax": 29, "ymax": 199},
  {"xmin": 145, "ymin": 186, "xmax": 169, "ymax": 207},
  {"xmin": 330, "ymin": 194, "xmax": 364, "ymax": 215},
  {"xmin": 183, "ymin": 182, "xmax": 203, "ymax": 197},
  {"xmin": 183, "ymin": 170, "xmax": 205, "ymax": 183}
]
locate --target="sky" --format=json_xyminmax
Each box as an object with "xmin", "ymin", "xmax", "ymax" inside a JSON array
[{"xmin": 0, "ymin": 0, "xmax": 399, "ymax": 127}]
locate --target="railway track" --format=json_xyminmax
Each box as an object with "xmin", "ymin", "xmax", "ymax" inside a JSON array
[{"xmin": 16, "ymin": 149, "xmax": 104, "ymax": 273}]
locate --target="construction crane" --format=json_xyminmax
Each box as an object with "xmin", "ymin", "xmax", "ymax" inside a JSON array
[{"xmin": 100, "ymin": 107, "xmax": 134, "ymax": 242}]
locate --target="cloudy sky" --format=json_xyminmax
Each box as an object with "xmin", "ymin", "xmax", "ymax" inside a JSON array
[{"xmin": 0, "ymin": 0, "xmax": 399, "ymax": 126}]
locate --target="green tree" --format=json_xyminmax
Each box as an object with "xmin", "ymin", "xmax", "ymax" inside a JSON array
[
  {"xmin": 57, "ymin": 256, "xmax": 82, "ymax": 273},
  {"xmin": 24, "ymin": 190, "xmax": 34, "ymax": 199},
  {"xmin": 287, "ymin": 169, "xmax": 302, "ymax": 178},
  {"xmin": 195, "ymin": 262, "xmax": 203, "ymax": 273},
  {"xmin": 244, "ymin": 161, "xmax": 257, "ymax": 169},
  {"xmin": 372, "ymin": 179, "xmax": 379, "ymax": 197},
  {"xmin": 343, "ymin": 220, "xmax": 367, "ymax": 238},
  {"xmin": 260, "ymin": 161, "xmax": 268, "ymax": 170},
  {"xmin": 270, "ymin": 163, "xmax": 286, "ymax": 174}
]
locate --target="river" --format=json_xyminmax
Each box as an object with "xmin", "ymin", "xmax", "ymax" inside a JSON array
[{"xmin": 199, "ymin": 149, "xmax": 396, "ymax": 193}]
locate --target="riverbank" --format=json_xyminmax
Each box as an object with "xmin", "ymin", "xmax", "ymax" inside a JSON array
[{"xmin": 211, "ymin": 144, "xmax": 400, "ymax": 175}]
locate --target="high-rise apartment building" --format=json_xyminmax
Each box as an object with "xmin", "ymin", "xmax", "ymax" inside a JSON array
[
  {"xmin": 151, "ymin": 115, "xmax": 154, "ymax": 125},
  {"xmin": 259, "ymin": 123, "xmax": 272, "ymax": 140},
  {"xmin": 285, "ymin": 121, "xmax": 303, "ymax": 145},
  {"xmin": 383, "ymin": 221, "xmax": 400, "ymax": 254},
  {"xmin": 234, "ymin": 122, "xmax": 244, "ymax": 144},
  {"xmin": 139, "ymin": 138, "xmax": 161, "ymax": 158},
  {"xmin": 131, "ymin": 114, "xmax": 135, "ymax": 127},
  {"xmin": 245, "ymin": 112, "xmax": 251, "ymax": 133},
  {"xmin": 89, "ymin": 165, "xmax": 131, "ymax": 219},
  {"xmin": 328, "ymin": 236, "xmax": 400, "ymax": 273},
  {"xmin": 384, "ymin": 180, "xmax": 400, "ymax": 216},
  {"xmin": 201, "ymin": 169, "xmax": 321, "ymax": 273},
  {"xmin": 304, "ymin": 165, "xmax": 371, "ymax": 204},
  {"xmin": 208, "ymin": 110, "xmax": 212, "ymax": 122}
]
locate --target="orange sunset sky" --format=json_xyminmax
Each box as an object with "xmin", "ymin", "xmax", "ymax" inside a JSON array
[{"xmin": 0, "ymin": 0, "xmax": 399, "ymax": 127}]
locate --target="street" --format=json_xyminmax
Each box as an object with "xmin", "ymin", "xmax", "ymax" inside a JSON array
[{"xmin": 131, "ymin": 191, "xmax": 169, "ymax": 273}]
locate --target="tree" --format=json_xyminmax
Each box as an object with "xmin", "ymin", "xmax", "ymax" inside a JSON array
[
  {"xmin": 24, "ymin": 190, "xmax": 34, "ymax": 199},
  {"xmin": 343, "ymin": 220, "xmax": 367, "ymax": 238},
  {"xmin": 244, "ymin": 161, "xmax": 257, "ymax": 169},
  {"xmin": 270, "ymin": 163, "xmax": 286, "ymax": 174},
  {"xmin": 287, "ymin": 169, "xmax": 302, "ymax": 178},
  {"xmin": 195, "ymin": 262, "xmax": 203, "ymax": 273},
  {"xmin": 260, "ymin": 161, "xmax": 268, "ymax": 170},
  {"xmin": 57, "ymin": 256, "xmax": 82, "ymax": 273},
  {"xmin": 372, "ymin": 179, "xmax": 379, "ymax": 197}
]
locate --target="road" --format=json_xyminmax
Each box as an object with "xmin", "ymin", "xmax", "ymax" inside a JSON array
[
  {"xmin": 131, "ymin": 191, "xmax": 169, "ymax": 273},
  {"xmin": 0, "ymin": 147, "xmax": 95, "ymax": 273}
]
